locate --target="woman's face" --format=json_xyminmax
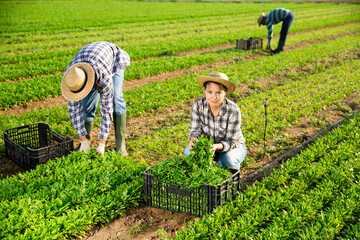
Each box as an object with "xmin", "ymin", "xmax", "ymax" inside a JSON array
[{"xmin": 205, "ymin": 82, "xmax": 226, "ymax": 109}]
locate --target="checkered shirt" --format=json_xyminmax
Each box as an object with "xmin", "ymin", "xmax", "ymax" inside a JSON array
[
  {"xmin": 266, "ymin": 8, "xmax": 290, "ymax": 42},
  {"xmin": 65, "ymin": 42, "xmax": 130, "ymax": 140},
  {"xmin": 189, "ymin": 97, "xmax": 245, "ymax": 152}
]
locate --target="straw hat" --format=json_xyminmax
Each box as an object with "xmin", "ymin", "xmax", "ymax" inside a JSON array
[
  {"xmin": 197, "ymin": 71, "xmax": 236, "ymax": 94},
  {"xmin": 61, "ymin": 62, "xmax": 95, "ymax": 101},
  {"xmin": 258, "ymin": 13, "xmax": 265, "ymax": 26}
]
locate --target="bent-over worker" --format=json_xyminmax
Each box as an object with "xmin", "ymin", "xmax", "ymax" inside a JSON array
[
  {"xmin": 184, "ymin": 71, "xmax": 247, "ymax": 172},
  {"xmin": 61, "ymin": 41, "xmax": 130, "ymax": 156},
  {"xmin": 258, "ymin": 8, "xmax": 295, "ymax": 54}
]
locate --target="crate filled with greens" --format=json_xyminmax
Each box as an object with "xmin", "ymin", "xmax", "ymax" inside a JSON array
[
  {"xmin": 4, "ymin": 122, "xmax": 73, "ymax": 170},
  {"xmin": 143, "ymin": 136, "xmax": 241, "ymax": 217}
]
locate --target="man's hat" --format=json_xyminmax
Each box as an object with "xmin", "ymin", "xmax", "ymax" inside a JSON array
[
  {"xmin": 197, "ymin": 71, "xmax": 236, "ymax": 94},
  {"xmin": 61, "ymin": 62, "xmax": 95, "ymax": 101},
  {"xmin": 258, "ymin": 13, "xmax": 265, "ymax": 26}
]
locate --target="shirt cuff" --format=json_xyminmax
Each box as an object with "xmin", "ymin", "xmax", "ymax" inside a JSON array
[{"xmin": 220, "ymin": 141, "xmax": 230, "ymax": 152}]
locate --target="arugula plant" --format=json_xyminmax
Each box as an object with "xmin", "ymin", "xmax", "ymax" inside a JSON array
[{"xmin": 149, "ymin": 136, "xmax": 231, "ymax": 188}]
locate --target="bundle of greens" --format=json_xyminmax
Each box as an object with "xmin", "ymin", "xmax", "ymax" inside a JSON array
[{"xmin": 149, "ymin": 136, "xmax": 232, "ymax": 188}]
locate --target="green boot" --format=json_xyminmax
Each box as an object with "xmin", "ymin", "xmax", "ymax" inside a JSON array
[
  {"xmin": 85, "ymin": 121, "xmax": 94, "ymax": 142},
  {"xmin": 271, "ymin": 40, "xmax": 286, "ymax": 54},
  {"xmin": 74, "ymin": 121, "xmax": 94, "ymax": 151},
  {"xmin": 114, "ymin": 113, "xmax": 128, "ymax": 156}
]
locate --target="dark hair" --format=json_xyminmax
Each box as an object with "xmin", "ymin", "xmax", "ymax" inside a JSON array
[{"xmin": 203, "ymin": 81, "xmax": 227, "ymax": 92}]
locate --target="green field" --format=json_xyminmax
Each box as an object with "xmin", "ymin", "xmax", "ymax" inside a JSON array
[{"xmin": 1, "ymin": 0, "xmax": 360, "ymax": 239}]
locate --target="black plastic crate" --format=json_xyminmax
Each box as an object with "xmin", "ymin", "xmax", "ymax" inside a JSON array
[
  {"xmin": 4, "ymin": 122, "xmax": 73, "ymax": 170},
  {"xmin": 143, "ymin": 166, "xmax": 241, "ymax": 217},
  {"xmin": 236, "ymin": 37, "xmax": 263, "ymax": 50}
]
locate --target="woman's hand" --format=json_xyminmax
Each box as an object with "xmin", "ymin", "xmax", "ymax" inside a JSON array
[
  {"xmin": 211, "ymin": 143, "xmax": 224, "ymax": 155},
  {"xmin": 189, "ymin": 136, "xmax": 198, "ymax": 149}
]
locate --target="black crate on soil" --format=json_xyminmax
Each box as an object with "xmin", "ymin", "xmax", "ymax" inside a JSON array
[
  {"xmin": 143, "ymin": 166, "xmax": 241, "ymax": 217},
  {"xmin": 236, "ymin": 37, "xmax": 263, "ymax": 50},
  {"xmin": 4, "ymin": 122, "xmax": 74, "ymax": 170}
]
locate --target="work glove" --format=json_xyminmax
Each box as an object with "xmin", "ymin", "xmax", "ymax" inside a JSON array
[
  {"xmin": 79, "ymin": 139, "xmax": 91, "ymax": 152},
  {"xmin": 266, "ymin": 42, "xmax": 271, "ymax": 50},
  {"xmin": 96, "ymin": 143, "xmax": 105, "ymax": 156}
]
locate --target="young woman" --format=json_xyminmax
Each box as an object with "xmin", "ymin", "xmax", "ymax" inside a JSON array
[{"xmin": 184, "ymin": 71, "xmax": 246, "ymax": 171}]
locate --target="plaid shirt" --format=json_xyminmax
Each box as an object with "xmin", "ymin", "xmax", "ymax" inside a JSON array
[
  {"xmin": 189, "ymin": 97, "xmax": 245, "ymax": 152},
  {"xmin": 65, "ymin": 42, "xmax": 130, "ymax": 140},
  {"xmin": 266, "ymin": 8, "xmax": 290, "ymax": 42}
]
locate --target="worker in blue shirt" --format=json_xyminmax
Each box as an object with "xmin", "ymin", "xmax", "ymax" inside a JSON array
[{"xmin": 258, "ymin": 8, "xmax": 295, "ymax": 54}]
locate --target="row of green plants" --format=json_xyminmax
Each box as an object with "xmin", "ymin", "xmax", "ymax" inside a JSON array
[
  {"xmin": 2, "ymin": 1, "xmax": 292, "ymax": 34},
  {"xmin": 2, "ymin": 4, "xmax": 354, "ymax": 55},
  {"xmin": 2, "ymin": 4, "xmax": 349, "ymax": 49},
  {"xmin": 1, "ymin": 106, "xmax": 358, "ymax": 239},
  {"xmin": 1, "ymin": 2, "xmax": 359, "ymax": 239},
  {"xmin": 0, "ymin": 151, "xmax": 147, "ymax": 239},
  {"xmin": 1, "ymin": 2, "xmax": 348, "ymax": 37},
  {"xmin": 2, "ymin": 8, "xmax": 358, "ymax": 78},
  {"xmin": 172, "ymin": 112, "xmax": 360, "ymax": 239},
  {"xmin": 1, "ymin": 22, "xmax": 358, "ymax": 109},
  {"xmin": 1, "ymin": 34, "xmax": 359, "ymax": 160},
  {"xmin": 127, "ymin": 56, "xmax": 360, "ymax": 163}
]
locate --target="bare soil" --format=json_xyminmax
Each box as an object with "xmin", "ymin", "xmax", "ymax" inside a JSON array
[{"xmin": 84, "ymin": 207, "xmax": 194, "ymax": 240}]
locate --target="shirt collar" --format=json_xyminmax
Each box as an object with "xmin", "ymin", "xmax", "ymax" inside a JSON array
[{"xmin": 203, "ymin": 97, "xmax": 228, "ymax": 117}]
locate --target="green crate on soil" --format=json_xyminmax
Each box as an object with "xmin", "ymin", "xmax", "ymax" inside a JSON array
[
  {"xmin": 4, "ymin": 122, "xmax": 73, "ymax": 170},
  {"xmin": 143, "ymin": 166, "xmax": 241, "ymax": 217}
]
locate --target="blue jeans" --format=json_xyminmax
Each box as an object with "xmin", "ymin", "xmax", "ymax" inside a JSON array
[
  {"xmin": 81, "ymin": 69, "xmax": 126, "ymax": 121},
  {"xmin": 280, "ymin": 11, "xmax": 294, "ymax": 42},
  {"xmin": 184, "ymin": 144, "xmax": 247, "ymax": 170}
]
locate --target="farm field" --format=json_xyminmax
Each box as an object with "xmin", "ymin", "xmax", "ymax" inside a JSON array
[{"xmin": 0, "ymin": 0, "xmax": 360, "ymax": 239}]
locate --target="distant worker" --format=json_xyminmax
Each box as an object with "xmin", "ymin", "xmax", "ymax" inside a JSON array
[
  {"xmin": 61, "ymin": 41, "xmax": 130, "ymax": 156},
  {"xmin": 184, "ymin": 72, "xmax": 247, "ymax": 172},
  {"xmin": 258, "ymin": 8, "xmax": 294, "ymax": 54}
]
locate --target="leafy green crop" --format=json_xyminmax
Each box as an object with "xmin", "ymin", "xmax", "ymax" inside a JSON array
[
  {"xmin": 0, "ymin": 151, "xmax": 147, "ymax": 239},
  {"xmin": 173, "ymin": 113, "xmax": 360, "ymax": 239},
  {"xmin": 149, "ymin": 136, "xmax": 231, "ymax": 188}
]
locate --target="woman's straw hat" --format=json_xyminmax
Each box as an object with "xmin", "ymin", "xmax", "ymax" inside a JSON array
[
  {"xmin": 258, "ymin": 13, "xmax": 265, "ymax": 26},
  {"xmin": 61, "ymin": 62, "xmax": 95, "ymax": 101},
  {"xmin": 197, "ymin": 71, "xmax": 236, "ymax": 94}
]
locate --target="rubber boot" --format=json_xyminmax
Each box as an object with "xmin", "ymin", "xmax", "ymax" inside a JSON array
[
  {"xmin": 114, "ymin": 113, "xmax": 128, "ymax": 156},
  {"xmin": 85, "ymin": 121, "xmax": 94, "ymax": 142},
  {"xmin": 271, "ymin": 40, "xmax": 286, "ymax": 55},
  {"xmin": 74, "ymin": 121, "xmax": 94, "ymax": 151}
]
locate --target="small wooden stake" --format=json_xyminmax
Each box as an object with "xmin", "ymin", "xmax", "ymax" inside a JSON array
[{"xmin": 263, "ymin": 100, "xmax": 268, "ymax": 158}]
